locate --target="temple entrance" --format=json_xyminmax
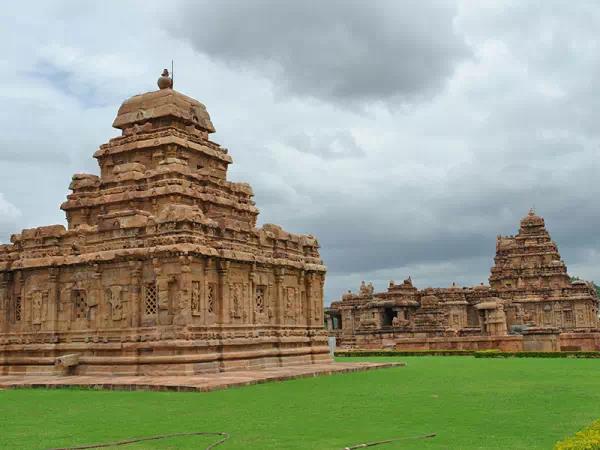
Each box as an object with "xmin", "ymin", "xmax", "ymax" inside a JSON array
[{"xmin": 383, "ymin": 308, "xmax": 395, "ymax": 327}]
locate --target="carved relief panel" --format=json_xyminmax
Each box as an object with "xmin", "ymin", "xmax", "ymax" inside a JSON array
[
  {"xmin": 285, "ymin": 287, "xmax": 297, "ymax": 317},
  {"xmin": 191, "ymin": 281, "xmax": 201, "ymax": 316},
  {"xmin": 30, "ymin": 291, "xmax": 48, "ymax": 326},
  {"xmin": 230, "ymin": 282, "xmax": 243, "ymax": 319},
  {"xmin": 105, "ymin": 286, "xmax": 125, "ymax": 322}
]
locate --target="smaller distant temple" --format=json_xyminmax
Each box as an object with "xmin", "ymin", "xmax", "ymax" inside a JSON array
[{"xmin": 326, "ymin": 210, "xmax": 599, "ymax": 349}]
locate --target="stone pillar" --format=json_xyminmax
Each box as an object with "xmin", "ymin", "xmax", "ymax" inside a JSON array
[
  {"xmin": 306, "ymin": 272, "xmax": 317, "ymax": 327},
  {"xmin": 203, "ymin": 257, "xmax": 211, "ymax": 325},
  {"xmin": 46, "ymin": 268, "xmax": 60, "ymax": 334},
  {"xmin": 174, "ymin": 255, "xmax": 192, "ymax": 325},
  {"xmin": 297, "ymin": 270, "xmax": 306, "ymax": 324},
  {"xmin": 0, "ymin": 272, "xmax": 9, "ymax": 334},
  {"xmin": 274, "ymin": 267, "xmax": 285, "ymax": 326},
  {"xmin": 13, "ymin": 271, "xmax": 22, "ymax": 331},
  {"xmin": 317, "ymin": 274, "xmax": 325, "ymax": 326},
  {"xmin": 217, "ymin": 259, "xmax": 230, "ymax": 324},
  {"xmin": 89, "ymin": 264, "xmax": 102, "ymax": 328},
  {"xmin": 129, "ymin": 260, "xmax": 142, "ymax": 328},
  {"xmin": 249, "ymin": 264, "xmax": 257, "ymax": 324},
  {"xmin": 154, "ymin": 259, "xmax": 171, "ymax": 326}
]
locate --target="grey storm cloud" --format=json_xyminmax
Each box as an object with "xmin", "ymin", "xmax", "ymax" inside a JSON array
[
  {"xmin": 2, "ymin": 0, "xmax": 600, "ymax": 304},
  {"xmin": 286, "ymin": 130, "xmax": 364, "ymax": 159},
  {"xmin": 167, "ymin": 0, "xmax": 470, "ymax": 104}
]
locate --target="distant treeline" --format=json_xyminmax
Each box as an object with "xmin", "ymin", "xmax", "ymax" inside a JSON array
[{"xmin": 571, "ymin": 277, "xmax": 600, "ymax": 297}]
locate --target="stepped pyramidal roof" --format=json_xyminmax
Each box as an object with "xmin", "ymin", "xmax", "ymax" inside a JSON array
[{"xmin": 490, "ymin": 209, "xmax": 570, "ymax": 291}]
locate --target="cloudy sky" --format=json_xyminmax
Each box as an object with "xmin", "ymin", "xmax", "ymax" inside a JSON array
[{"xmin": 2, "ymin": 0, "xmax": 600, "ymax": 303}]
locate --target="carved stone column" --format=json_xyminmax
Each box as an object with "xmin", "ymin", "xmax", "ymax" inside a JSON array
[
  {"xmin": 297, "ymin": 270, "xmax": 306, "ymax": 325},
  {"xmin": 203, "ymin": 257, "xmax": 211, "ymax": 325},
  {"xmin": 129, "ymin": 260, "xmax": 142, "ymax": 328},
  {"xmin": 174, "ymin": 255, "xmax": 192, "ymax": 326},
  {"xmin": 306, "ymin": 272, "xmax": 315, "ymax": 327},
  {"xmin": 249, "ymin": 263, "xmax": 257, "ymax": 324},
  {"xmin": 88, "ymin": 264, "xmax": 102, "ymax": 328},
  {"xmin": 153, "ymin": 258, "xmax": 171, "ymax": 326},
  {"xmin": 13, "ymin": 271, "xmax": 22, "ymax": 332},
  {"xmin": 0, "ymin": 272, "xmax": 9, "ymax": 334},
  {"xmin": 274, "ymin": 267, "xmax": 285, "ymax": 326},
  {"xmin": 46, "ymin": 268, "xmax": 60, "ymax": 334},
  {"xmin": 306, "ymin": 272, "xmax": 324, "ymax": 327},
  {"xmin": 217, "ymin": 259, "xmax": 230, "ymax": 324},
  {"xmin": 316, "ymin": 274, "xmax": 325, "ymax": 326}
]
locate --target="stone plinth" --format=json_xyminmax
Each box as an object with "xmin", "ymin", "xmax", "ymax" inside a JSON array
[
  {"xmin": 0, "ymin": 361, "xmax": 402, "ymax": 392},
  {"xmin": 522, "ymin": 328, "xmax": 560, "ymax": 352}
]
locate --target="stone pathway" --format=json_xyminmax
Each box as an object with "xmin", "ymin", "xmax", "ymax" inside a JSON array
[{"xmin": 0, "ymin": 362, "xmax": 403, "ymax": 392}]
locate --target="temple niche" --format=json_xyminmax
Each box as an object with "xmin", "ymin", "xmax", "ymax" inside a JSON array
[
  {"xmin": 0, "ymin": 71, "xmax": 328, "ymax": 375},
  {"xmin": 326, "ymin": 210, "xmax": 599, "ymax": 345}
]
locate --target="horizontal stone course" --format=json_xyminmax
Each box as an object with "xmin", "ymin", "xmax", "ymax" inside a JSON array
[{"xmin": 0, "ymin": 362, "xmax": 402, "ymax": 392}]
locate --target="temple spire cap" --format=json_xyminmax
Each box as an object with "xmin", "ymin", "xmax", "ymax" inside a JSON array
[{"xmin": 157, "ymin": 69, "xmax": 173, "ymax": 90}]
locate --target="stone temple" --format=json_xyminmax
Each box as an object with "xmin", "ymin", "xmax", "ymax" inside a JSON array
[
  {"xmin": 0, "ymin": 71, "xmax": 328, "ymax": 375},
  {"xmin": 327, "ymin": 210, "xmax": 600, "ymax": 351}
]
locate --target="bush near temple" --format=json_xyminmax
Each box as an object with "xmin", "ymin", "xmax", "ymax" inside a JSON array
[
  {"xmin": 336, "ymin": 350, "xmax": 475, "ymax": 357},
  {"xmin": 473, "ymin": 351, "xmax": 600, "ymax": 358},
  {"xmin": 335, "ymin": 350, "xmax": 600, "ymax": 358},
  {"xmin": 555, "ymin": 420, "xmax": 600, "ymax": 450}
]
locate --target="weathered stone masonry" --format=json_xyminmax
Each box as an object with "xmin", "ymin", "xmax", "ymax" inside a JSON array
[{"xmin": 0, "ymin": 72, "xmax": 328, "ymax": 375}]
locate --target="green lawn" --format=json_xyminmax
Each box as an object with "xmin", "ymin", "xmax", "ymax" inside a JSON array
[{"xmin": 1, "ymin": 356, "xmax": 599, "ymax": 449}]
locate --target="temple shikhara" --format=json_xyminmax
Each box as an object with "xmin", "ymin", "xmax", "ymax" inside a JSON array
[
  {"xmin": 327, "ymin": 210, "xmax": 600, "ymax": 351},
  {"xmin": 0, "ymin": 71, "xmax": 328, "ymax": 375}
]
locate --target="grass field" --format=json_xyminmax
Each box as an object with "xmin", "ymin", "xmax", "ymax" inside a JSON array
[{"xmin": 1, "ymin": 356, "xmax": 599, "ymax": 449}]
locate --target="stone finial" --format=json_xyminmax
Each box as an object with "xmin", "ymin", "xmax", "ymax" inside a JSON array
[{"xmin": 157, "ymin": 69, "xmax": 173, "ymax": 90}]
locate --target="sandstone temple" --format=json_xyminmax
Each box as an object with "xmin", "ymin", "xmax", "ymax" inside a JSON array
[
  {"xmin": 326, "ymin": 210, "xmax": 600, "ymax": 351},
  {"xmin": 0, "ymin": 71, "xmax": 328, "ymax": 375}
]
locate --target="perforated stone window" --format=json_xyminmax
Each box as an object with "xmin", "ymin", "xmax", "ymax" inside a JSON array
[
  {"xmin": 14, "ymin": 296, "xmax": 22, "ymax": 322},
  {"xmin": 144, "ymin": 283, "xmax": 158, "ymax": 316},
  {"xmin": 564, "ymin": 310, "xmax": 574, "ymax": 324},
  {"xmin": 255, "ymin": 285, "xmax": 265, "ymax": 314},
  {"xmin": 74, "ymin": 290, "xmax": 88, "ymax": 320}
]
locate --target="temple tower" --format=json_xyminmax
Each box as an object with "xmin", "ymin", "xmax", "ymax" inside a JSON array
[{"xmin": 490, "ymin": 209, "xmax": 570, "ymax": 291}]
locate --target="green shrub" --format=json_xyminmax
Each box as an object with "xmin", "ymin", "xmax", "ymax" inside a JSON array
[
  {"xmin": 555, "ymin": 420, "xmax": 600, "ymax": 449},
  {"xmin": 335, "ymin": 349, "xmax": 475, "ymax": 357},
  {"xmin": 474, "ymin": 351, "xmax": 600, "ymax": 359},
  {"xmin": 336, "ymin": 350, "xmax": 600, "ymax": 358}
]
